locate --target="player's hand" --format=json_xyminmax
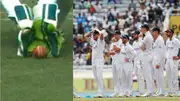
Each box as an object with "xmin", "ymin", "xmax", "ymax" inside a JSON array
[
  {"xmin": 109, "ymin": 51, "xmax": 115, "ymax": 55},
  {"xmin": 113, "ymin": 45, "xmax": 120, "ymax": 53},
  {"xmin": 156, "ymin": 64, "xmax": 160, "ymax": 69},
  {"xmin": 124, "ymin": 58, "xmax": 130, "ymax": 62},
  {"xmin": 173, "ymin": 56, "xmax": 179, "ymax": 60}
]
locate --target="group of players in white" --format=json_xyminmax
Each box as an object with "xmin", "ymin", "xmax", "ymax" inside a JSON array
[{"xmin": 74, "ymin": 24, "xmax": 180, "ymax": 98}]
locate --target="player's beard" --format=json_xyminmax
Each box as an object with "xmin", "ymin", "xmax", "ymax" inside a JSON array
[
  {"xmin": 133, "ymin": 37, "xmax": 138, "ymax": 41},
  {"xmin": 122, "ymin": 40, "xmax": 126, "ymax": 44}
]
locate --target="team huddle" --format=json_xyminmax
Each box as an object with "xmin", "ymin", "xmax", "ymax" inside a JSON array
[{"xmin": 76, "ymin": 24, "xmax": 180, "ymax": 98}]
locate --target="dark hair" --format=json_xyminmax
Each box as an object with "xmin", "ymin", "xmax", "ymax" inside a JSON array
[
  {"xmin": 121, "ymin": 34, "xmax": 129, "ymax": 40},
  {"xmin": 165, "ymin": 29, "xmax": 174, "ymax": 34},
  {"xmin": 93, "ymin": 30, "xmax": 99, "ymax": 35},
  {"xmin": 114, "ymin": 30, "xmax": 121, "ymax": 35},
  {"xmin": 152, "ymin": 27, "xmax": 160, "ymax": 34},
  {"xmin": 141, "ymin": 24, "xmax": 149, "ymax": 31}
]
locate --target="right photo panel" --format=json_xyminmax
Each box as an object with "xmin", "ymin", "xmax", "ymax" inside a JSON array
[{"xmin": 73, "ymin": 0, "xmax": 180, "ymax": 100}]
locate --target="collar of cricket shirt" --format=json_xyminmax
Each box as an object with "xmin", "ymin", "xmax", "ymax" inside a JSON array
[
  {"xmin": 168, "ymin": 36, "xmax": 175, "ymax": 41},
  {"xmin": 144, "ymin": 31, "xmax": 149, "ymax": 36},
  {"xmin": 155, "ymin": 35, "xmax": 161, "ymax": 42}
]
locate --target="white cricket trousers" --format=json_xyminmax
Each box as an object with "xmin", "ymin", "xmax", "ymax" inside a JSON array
[
  {"xmin": 134, "ymin": 59, "xmax": 145, "ymax": 94},
  {"xmin": 112, "ymin": 60, "xmax": 121, "ymax": 93},
  {"xmin": 141, "ymin": 54, "xmax": 154, "ymax": 94},
  {"xmin": 166, "ymin": 59, "xmax": 179, "ymax": 93},
  {"xmin": 154, "ymin": 59, "xmax": 165, "ymax": 93},
  {"xmin": 92, "ymin": 59, "xmax": 104, "ymax": 93},
  {"xmin": 121, "ymin": 62, "xmax": 133, "ymax": 94}
]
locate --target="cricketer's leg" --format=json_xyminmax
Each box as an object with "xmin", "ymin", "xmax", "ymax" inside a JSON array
[
  {"xmin": 17, "ymin": 29, "xmax": 34, "ymax": 57},
  {"xmin": 154, "ymin": 60, "xmax": 165, "ymax": 95},
  {"xmin": 32, "ymin": 2, "xmax": 63, "ymax": 57},
  {"xmin": 142, "ymin": 55, "xmax": 154, "ymax": 94},
  {"xmin": 112, "ymin": 60, "xmax": 120, "ymax": 95},
  {"xmin": 121, "ymin": 64, "xmax": 127, "ymax": 95},
  {"xmin": 172, "ymin": 60, "xmax": 179, "ymax": 94},
  {"xmin": 166, "ymin": 59, "xmax": 173, "ymax": 93},
  {"xmin": 13, "ymin": 4, "xmax": 33, "ymax": 56},
  {"xmin": 136, "ymin": 66, "xmax": 145, "ymax": 94},
  {"xmin": 92, "ymin": 59, "xmax": 104, "ymax": 95},
  {"xmin": 124, "ymin": 63, "xmax": 133, "ymax": 95},
  {"xmin": 118, "ymin": 63, "xmax": 124, "ymax": 96},
  {"xmin": 33, "ymin": 1, "xmax": 60, "ymax": 28}
]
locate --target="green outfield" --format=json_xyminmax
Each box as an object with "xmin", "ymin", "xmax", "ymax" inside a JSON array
[
  {"xmin": 74, "ymin": 97, "xmax": 180, "ymax": 101},
  {"xmin": 1, "ymin": 0, "xmax": 73, "ymax": 101}
]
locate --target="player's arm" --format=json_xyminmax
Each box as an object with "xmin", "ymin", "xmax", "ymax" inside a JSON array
[
  {"xmin": 177, "ymin": 49, "xmax": 180, "ymax": 59},
  {"xmin": 128, "ymin": 46, "xmax": 137, "ymax": 61},
  {"xmin": 140, "ymin": 36, "xmax": 148, "ymax": 51},
  {"xmin": 108, "ymin": 44, "xmax": 115, "ymax": 56},
  {"xmin": 155, "ymin": 40, "xmax": 165, "ymax": 69},
  {"xmin": 173, "ymin": 39, "xmax": 180, "ymax": 60},
  {"xmin": 84, "ymin": 31, "xmax": 92, "ymax": 43}
]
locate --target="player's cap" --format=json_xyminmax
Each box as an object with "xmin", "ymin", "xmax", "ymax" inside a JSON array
[
  {"xmin": 152, "ymin": 27, "xmax": 160, "ymax": 33},
  {"xmin": 165, "ymin": 29, "xmax": 174, "ymax": 34},
  {"xmin": 114, "ymin": 30, "xmax": 121, "ymax": 35},
  {"xmin": 121, "ymin": 34, "xmax": 129, "ymax": 40},
  {"xmin": 132, "ymin": 31, "xmax": 140, "ymax": 35},
  {"xmin": 141, "ymin": 24, "xmax": 149, "ymax": 30}
]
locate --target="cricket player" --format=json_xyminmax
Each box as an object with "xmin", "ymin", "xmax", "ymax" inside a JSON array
[
  {"xmin": 139, "ymin": 24, "xmax": 154, "ymax": 97},
  {"xmin": 131, "ymin": 31, "xmax": 145, "ymax": 96},
  {"xmin": 108, "ymin": 30, "xmax": 123, "ymax": 97},
  {"xmin": 165, "ymin": 29, "xmax": 180, "ymax": 97},
  {"xmin": 121, "ymin": 34, "xmax": 137, "ymax": 97},
  {"xmin": 84, "ymin": 29, "xmax": 105, "ymax": 98},
  {"xmin": 151, "ymin": 27, "xmax": 166, "ymax": 96},
  {"xmin": 1, "ymin": 0, "xmax": 64, "ymax": 57}
]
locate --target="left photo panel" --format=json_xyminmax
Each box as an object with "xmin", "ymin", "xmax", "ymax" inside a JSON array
[{"xmin": 0, "ymin": 0, "xmax": 73, "ymax": 101}]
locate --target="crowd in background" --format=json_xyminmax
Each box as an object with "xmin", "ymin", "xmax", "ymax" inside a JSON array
[{"xmin": 73, "ymin": 0, "xmax": 180, "ymax": 66}]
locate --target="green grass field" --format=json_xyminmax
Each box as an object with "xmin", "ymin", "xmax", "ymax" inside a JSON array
[
  {"xmin": 74, "ymin": 97, "xmax": 180, "ymax": 101},
  {"xmin": 1, "ymin": 0, "xmax": 73, "ymax": 101}
]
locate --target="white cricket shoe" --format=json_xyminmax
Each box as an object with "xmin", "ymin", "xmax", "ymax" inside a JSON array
[
  {"xmin": 93, "ymin": 93, "xmax": 103, "ymax": 98},
  {"xmin": 110, "ymin": 92, "xmax": 119, "ymax": 98},
  {"xmin": 118, "ymin": 92, "xmax": 125, "ymax": 97},
  {"xmin": 153, "ymin": 93, "xmax": 165, "ymax": 97},
  {"xmin": 125, "ymin": 93, "xmax": 132, "ymax": 97},
  {"xmin": 155, "ymin": 90, "xmax": 160, "ymax": 95},
  {"xmin": 171, "ymin": 92, "xmax": 178, "ymax": 97},
  {"xmin": 141, "ymin": 93, "xmax": 153, "ymax": 97},
  {"xmin": 164, "ymin": 92, "xmax": 173, "ymax": 97},
  {"xmin": 136, "ymin": 92, "xmax": 144, "ymax": 97}
]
